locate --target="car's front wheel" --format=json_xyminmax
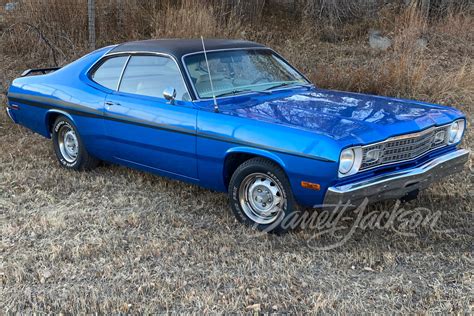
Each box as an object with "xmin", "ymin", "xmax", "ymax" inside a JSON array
[
  {"xmin": 52, "ymin": 116, "xmax": 99, "ymax": 170},
  {"xmin": 228, "ymin": 157, "xmax": 300, "ymax": 234}
]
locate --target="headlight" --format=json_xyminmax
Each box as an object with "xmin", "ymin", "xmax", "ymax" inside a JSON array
[
  {"xmin": 339, "ymin": 149, "xmax": 355, "ymax": 174},
  {"xmin": 338, "ymin": 147, "xmax": 362, "ymax": 177},
  {"xmin": 448, "ymin": 119, "xmax": 465, "ymax": 144}
]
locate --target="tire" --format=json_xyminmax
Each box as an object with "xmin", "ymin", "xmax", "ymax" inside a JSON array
[
  {"xmin": 52, "ymin": 116, "xmax": 99, "ymax": 171},
  {"xmin": 228, "ymin": 157, "xmax": 300, "ymax": 234}
]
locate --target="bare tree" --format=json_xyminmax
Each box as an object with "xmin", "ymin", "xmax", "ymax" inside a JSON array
[{"xmin": 88, "ymin": 0, "xmax": 96, "ymax": 50}]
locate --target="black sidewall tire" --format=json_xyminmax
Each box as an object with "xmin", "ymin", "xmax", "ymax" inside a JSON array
[
  {"xmin": 52, "ymin": 117, "xmax": 96, "ymax": 171},
  {"xmin": 229, "ymin": 158, "xmax": 299, "ymax": 234}
]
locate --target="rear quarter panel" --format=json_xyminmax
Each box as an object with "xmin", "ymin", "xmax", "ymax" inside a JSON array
[{"xmin": 7, "ymin": 46, "xmax": 114, "ymax": 160}]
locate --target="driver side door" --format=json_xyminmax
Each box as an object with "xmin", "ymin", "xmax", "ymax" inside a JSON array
[{"xmin": 102, "ymin": 54, "xmax": 198, "ymax": 179}]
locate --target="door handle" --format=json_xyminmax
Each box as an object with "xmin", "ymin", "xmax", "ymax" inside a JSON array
[{"xmin": 105, "ymin": 101, "xmax": 120, "ymax": 109}]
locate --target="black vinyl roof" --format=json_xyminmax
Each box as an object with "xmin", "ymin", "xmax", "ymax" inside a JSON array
[{"xmin": 108, "ymin": 39, "xmax": 266, "ymax": 59}]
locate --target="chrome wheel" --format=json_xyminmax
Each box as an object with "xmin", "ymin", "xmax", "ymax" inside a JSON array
[
  {"xmin": 239, "ymin": 172, "xmax": 286, "ymax": 225},
  {"xmin": 58, "ymin": 125, "xmax": 78, "ymax": 163}
]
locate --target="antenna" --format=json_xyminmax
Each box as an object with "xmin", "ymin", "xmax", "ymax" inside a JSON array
[{"xmin": 201, "ymin": 36, "xmax": 219, "ymax": 113}]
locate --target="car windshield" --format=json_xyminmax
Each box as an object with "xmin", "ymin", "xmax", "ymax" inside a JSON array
[{"xmin": 183, "ymin": 49, "xmax": 310, "ymax": 99}]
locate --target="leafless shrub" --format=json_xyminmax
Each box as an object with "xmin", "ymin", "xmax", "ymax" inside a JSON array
[
  {"xmin": 0, "ymin": 0, "xmax": 88, "ymax": 65},
  {"xmin": 302, "ymin": 0, "xmax": 386, "ymax": 25}
]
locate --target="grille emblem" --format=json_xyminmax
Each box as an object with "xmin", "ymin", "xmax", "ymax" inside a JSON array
[
  {"xmin": 433, "ymin": 131, "xmax": 446, "ymax": 145},
  {"xmin": 365, "ymin": 148, "xmax": 382, "ymax": 163}
]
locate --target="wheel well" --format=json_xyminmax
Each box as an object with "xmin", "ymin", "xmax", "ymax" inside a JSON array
[
  {"xmin": 46, "ymin": 112, "xmax": 62, "ymax": 135},
  {"xmin": 223, "ymin": 152, "xmax": 283, "ymax": 189}
]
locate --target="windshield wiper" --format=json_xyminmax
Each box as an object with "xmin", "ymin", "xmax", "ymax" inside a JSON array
[
  {"xmin": 214, "ymin": 88, "xmax": 272, "ymax": 98},
  {"xmin": 264, "ymin": 82, "xmax": 314, "ymax": 91},
  {"xmin": 211, "ymin": 82, "xmax": 312, "ymax": 98}
]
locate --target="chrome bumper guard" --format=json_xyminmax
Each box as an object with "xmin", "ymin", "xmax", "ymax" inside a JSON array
[
  {"xmin": 324, "ymin": 149, "xmax": 470, "ymax": 206},
  {"xmin": 6, "ymin": 107, "xmax": 15, "ymax": 123}
]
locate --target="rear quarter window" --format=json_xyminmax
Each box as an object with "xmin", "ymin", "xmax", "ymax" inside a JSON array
[{"xmin": 91, "ymin": 56, "xmax": 128, "ymax": 90}]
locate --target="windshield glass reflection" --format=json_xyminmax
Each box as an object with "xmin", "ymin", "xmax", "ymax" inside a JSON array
[{"xmin": 184, "ymin": 49, "xmax": 309, "ymax": 99}]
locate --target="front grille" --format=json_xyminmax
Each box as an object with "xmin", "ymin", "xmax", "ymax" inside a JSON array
[{"xmin": 360, "ymin": 125, "xmax": 450, "ymax": 170}]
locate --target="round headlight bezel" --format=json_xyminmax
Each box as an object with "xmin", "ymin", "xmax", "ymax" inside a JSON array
[
  {"xmin": 448, "ymin": 121, "xmax": 459, "ymax": 143},
  {"xmin": 448, "ymin": 119, "xmax": 465, "ymax": 144},
  {"xmin": 338, "ymin": 147, "xmax": 362, "ymax": 177},
  {"xmin": 339, "ymin": 148, "xmax": 355, "ymax": 175}
]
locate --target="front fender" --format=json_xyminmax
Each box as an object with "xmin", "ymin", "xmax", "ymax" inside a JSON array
[
  {"xmin": 225, "ymin": 146, "xmax": 287, "ymax": 169},
  {"xmin": 222, "ymin": 145, "xmax": 340, "ymax": 207}
]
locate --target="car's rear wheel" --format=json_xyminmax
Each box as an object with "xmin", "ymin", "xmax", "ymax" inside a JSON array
[
  {"xmin": 52, "ymin": 116, "xmax": 99, "ymax": 170},
  {"xmin": 228, "ymin": 157, "xmax": 300, "ymax": 234}
]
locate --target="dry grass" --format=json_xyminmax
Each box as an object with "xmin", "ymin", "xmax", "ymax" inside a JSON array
[
  {"xmin": 308, "ymin": 7, "xmax": 474, "ymax": 102},
  {"xmin": 151, "ymin": 0, "xmax": 244, "ymax": 39},
  {"xmin": 1, "ymin": 1, "xmax": 473, "ymax": 313}
]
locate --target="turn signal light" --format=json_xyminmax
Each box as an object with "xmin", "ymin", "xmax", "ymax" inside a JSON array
[{"xmin": 301, "ymin": 181, "xmax": 320, "ymax": 190}]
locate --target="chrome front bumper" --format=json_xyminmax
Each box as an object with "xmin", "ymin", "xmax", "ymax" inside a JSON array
[{"xmin": 324, "ymin": 149, "xmax": 470, "ymax": 206}]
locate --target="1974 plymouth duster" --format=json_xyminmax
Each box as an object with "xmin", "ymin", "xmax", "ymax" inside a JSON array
[{"xmin": 6, "ymin": 39, "xmax": 469, "ymax": 233}]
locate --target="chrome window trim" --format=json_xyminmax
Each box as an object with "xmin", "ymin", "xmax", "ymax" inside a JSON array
[
  {"xmin": 357, "ymin": 123, "xmax": 452, "ymax": 173},
  {"xmin": 116, "ymin": 55, "xmax": 131, "ymax": 91},
  {"xmin": 105, "ymin": 51, "xmax": 193, "ymax": 101},
  {"xmin": 87, "ymin": 54, "xmax": 129, "ymax": 91},
  {"xmin": 88, "ymin": 51, "xmax": 193, "ymax": 101},
  {"xmin": 84, "ymin": 44, "xmax": 119, "ymax": 83},
  {"xmin": 180, "ymin": 47, "xmax": 312, "ymax": 101}
]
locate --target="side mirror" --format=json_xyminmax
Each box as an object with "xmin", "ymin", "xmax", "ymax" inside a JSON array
[{"xmin": 163, "ymin": 87, "xmax": 177, "ymax": 104}]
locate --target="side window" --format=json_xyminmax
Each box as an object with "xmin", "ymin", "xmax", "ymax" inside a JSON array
[
  {"xmin": 119, "ymin": 55, "xmax": 190, "ymax": 101},
  {"xmin": 91, "ymin": 56, "xmax": 128, "ymax": 90}
]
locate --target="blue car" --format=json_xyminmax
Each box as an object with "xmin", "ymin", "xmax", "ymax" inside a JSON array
[{"xmin": 6, "ymin": 39, "xmax": 469, "ymax": 233}]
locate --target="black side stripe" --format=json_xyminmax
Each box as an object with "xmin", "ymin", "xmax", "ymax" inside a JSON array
[
  {"xmin": 9, "ymin": 96, "xmax": 195, "ymax": 136},
  {"xmin": 8, "ymin": 96, "xmax": 335, "ymax": 162},
  {"xmin": 9, "ymin": 97, "xmax": 100, "ymax": 119}
]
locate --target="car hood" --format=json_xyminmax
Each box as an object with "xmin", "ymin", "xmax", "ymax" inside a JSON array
[{"xmin": 220, "ymin": 88, "xmax": 464, "ymax": 145}]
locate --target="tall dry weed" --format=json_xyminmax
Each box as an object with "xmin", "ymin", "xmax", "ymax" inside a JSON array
[
  {"xmin": 150, "ymin": 0, "xmax": 247, "ymax": 39},
  {"xmin": 313, "ymin": 6, "xmax": 473, "ymax": 105},
  {"xmin": 0, "ymin": 0, "xmax": 263, "ymax": 65},
  {"xmin": 378, "ymin": 6, "xmax": 429, "ymax": 97}
]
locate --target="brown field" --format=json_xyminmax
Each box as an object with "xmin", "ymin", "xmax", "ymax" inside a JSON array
[{"xmin": 1, "ymin": 1, "xmax": 473, "ymax": 313}]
